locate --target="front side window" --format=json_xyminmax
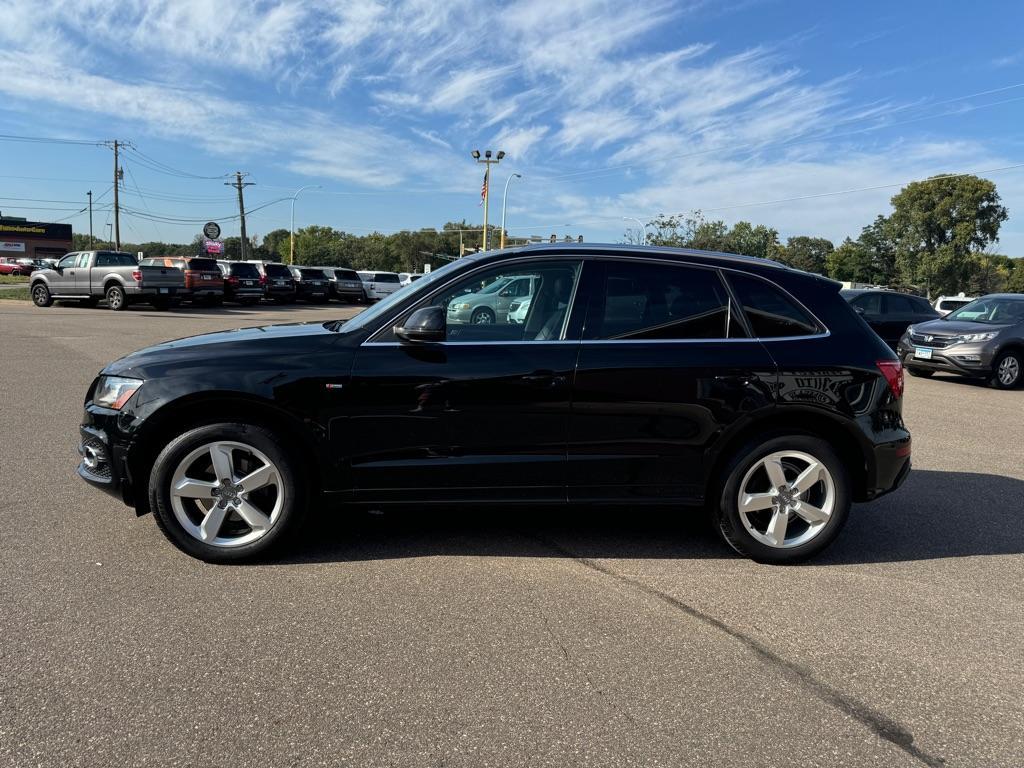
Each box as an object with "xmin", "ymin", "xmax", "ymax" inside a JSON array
[
  {"xmin": 851, "ymin": 293, "xmax": 882, "ymax": 315},
  {"xmin": 585, "ymin": 261, "xmax": 741, "ymax": 341},
  {"xmin": 728, "ymin": 272, "xmax": 820, "ymax": 338},
  {"xmin": 386, "ymin": 260, "xmax": 581, "ymax": 342},
  {"xmin": 58, "ymin": 254, "xmax": 78, "ymax": 269}
]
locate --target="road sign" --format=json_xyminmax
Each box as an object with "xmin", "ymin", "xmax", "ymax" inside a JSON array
[{"xmin": 203, "ymin": 221, "xmax": 221, "ymax": 239}]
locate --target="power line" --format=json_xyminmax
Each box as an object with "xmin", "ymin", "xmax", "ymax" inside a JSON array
[
  {"xmin": 123, "ymin": 146, "xmax": 229, "ymax": 180},
  {"xmin": 0, "ymin": 133, "xmax": 108, "ymax": 146}
]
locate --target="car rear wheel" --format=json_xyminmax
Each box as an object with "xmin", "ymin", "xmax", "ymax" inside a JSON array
[
  {"xmin": 31, "ymin": 283, "xmax": 53, "ymax": 307},
  {"xmin": 906, "ymin": 367, "xmax": 934, "ymax": 378},
  {"xmin": 991, "ymin": 350, "xmax": 1022, "ymax": 389},
  {"xmin": 715, "ymin": 435, "xmax": 850, "ymax": 564},
  {"xmin": 150, "ymin": 423, "xmax": 305, "ymax": 562},
  {"xmin": 106, "ymin": 284, "xmax": 127, "ymax": 311}
]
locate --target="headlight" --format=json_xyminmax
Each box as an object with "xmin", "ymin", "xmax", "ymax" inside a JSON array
[
  {"xmin": 93, "ymin": 376, "xmax": 143, "ymax": 410},
  {"xmin": 457, "ymin": 303, "xmax": 472, "ymax": 310},
  {"xmin": 955, "ymin": 332, "xmax": 998, "ymax": 344}
]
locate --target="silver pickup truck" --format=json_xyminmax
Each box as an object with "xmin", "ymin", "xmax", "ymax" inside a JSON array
[{"xmin": 30, "ymin": 250, "xmax": 185, "ymax": 311}]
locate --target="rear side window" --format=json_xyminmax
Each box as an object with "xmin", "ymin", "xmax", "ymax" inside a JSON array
[
  {"xmin": 374, "ymin": 273, "xmax": 400, "ymax": 283},
  {"xmin": 727, "ymin": 272, "xmax": 820, "ymax": 338},
  {"xmin": 586, "ymin": 261, "xmax": 742, "ymax": 340},
  {"xmin": 885, "ymin": 294, "xmax": 916, "ymax": 313},
  {"xmin": 335, "ymin": 269, "xmax": 359, "ymax": 280},
  {"xmin": 263, "ymin": 263, "xmax": 291, "ymax": 278},
  {"xmin": 186, "ymin": 258, "xmax": 219, "ymax": 271}
]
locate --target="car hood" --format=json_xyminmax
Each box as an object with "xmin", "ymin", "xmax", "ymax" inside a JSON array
[
  {"xmin": 910, "ymin": 319, "xmax": 1013, "ymax": 335},
  {"xmin": 102, "ymin": 321, "xmax": 340, "ymax": 377}
]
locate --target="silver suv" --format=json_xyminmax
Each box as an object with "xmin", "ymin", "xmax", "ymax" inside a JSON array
[{"xmin": 897, "ymin": 293, "xmax": 1024, "ymax": 389}]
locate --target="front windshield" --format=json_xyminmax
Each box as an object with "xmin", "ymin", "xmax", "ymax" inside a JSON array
[
  {"xmin": 945, "ymin": 297, "xmax": 1024, "ymax": 324},
  {"xmin": 328, "ymin": 258, "xmax": 465, "ymax": 333}
]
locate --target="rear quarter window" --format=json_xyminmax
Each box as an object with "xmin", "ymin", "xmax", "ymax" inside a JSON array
[{"xmin": 727, "ymin": 272, "xmax": 821, "ymax": 338}]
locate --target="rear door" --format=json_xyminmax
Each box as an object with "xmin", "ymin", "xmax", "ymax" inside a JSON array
[
  {"xmin": 73, "ymin": 252, "xmax": 94, "ymax": 294},
  {"xmin": 568, "ymin": 258, "xmax": 776, "ymax": 504},
  {"xmin": 881, "ymin": 293, "xmax": 922, "ymax": 348}
]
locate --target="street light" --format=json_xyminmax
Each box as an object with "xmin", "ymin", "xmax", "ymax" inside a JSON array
[
  {"xmin": 290, "ymin": 185, "xmax": 322, "ymax": 264},
  {"xmin": 623, "ymin": 216, "xmax": 647, "ymax": 245},
  {"xmin": 500, "ymin": 173, "xmax": 522, "ymax": 250},
  {"xmin": 471, "ymin": 149, "xmax": 505, "ymax": 251}
]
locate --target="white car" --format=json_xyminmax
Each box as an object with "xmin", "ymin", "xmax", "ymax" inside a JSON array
[
  {"xmin": 357, "ymin": 271, "xmax": 402, "ymax": 301},
  {"xmin": 508, "ymin": 295, "xmax": 531, "ymax": 324},
  {"xmin": 398, "ymin": 272, "xmax": 424, "ymax": 286},
  {"xmin": 934, "ymin": 294, "xmax": 976, "ymax": 316}
]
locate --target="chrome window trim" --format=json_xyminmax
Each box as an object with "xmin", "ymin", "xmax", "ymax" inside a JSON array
[
  {"xmin": 359, "ymin": 251, "xmax": 830, "ymax": 347},
  {"xmin": 361, "ymin": 331, "xmax": 831, "ymax": 348}
]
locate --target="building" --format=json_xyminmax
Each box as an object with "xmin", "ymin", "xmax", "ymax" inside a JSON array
[{"xmin": 0, "ymin": 218, "xmax": 73, "ymax": 261}]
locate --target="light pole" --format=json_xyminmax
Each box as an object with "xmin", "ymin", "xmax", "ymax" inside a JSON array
[
  {"xmin": 623, "ymin": 216, "xmax": 647, "ymax": 245},
  {"xmin": 500, "ymin": 173, "xmax": 522, "ymax": 250},
  {"xmin": 471, "ymin": 149, "xmax": 504, "ymax": 251},
  {"xmin": 289, "ymin": 184, "xmax": 322, "ymax": 265}
]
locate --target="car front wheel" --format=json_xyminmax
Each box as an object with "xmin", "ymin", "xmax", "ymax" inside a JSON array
[
  {"xmin": 715, "ymin": 435, "xmax": 850, "ymax": 564},
  {"xmin": 991, "ymin": 350, "xmax": 1022, "ymax": 389},
  {"xmin": 149, "ymin": 423, "xmax": 306, "ymax": 562},
  {"xmin": 31, "ymin": 283, "xmax": 53, "ymax": 307}
]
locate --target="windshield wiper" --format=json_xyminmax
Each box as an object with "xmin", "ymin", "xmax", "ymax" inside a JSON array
[{"xmin": 323, "ymin": 319, "xmax": 348, "ymax": 332}]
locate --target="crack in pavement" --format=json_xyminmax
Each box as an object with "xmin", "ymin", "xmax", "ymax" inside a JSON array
[{"xmin": 532, "ymin": 534, "xmax": 947, "ymax": 768}]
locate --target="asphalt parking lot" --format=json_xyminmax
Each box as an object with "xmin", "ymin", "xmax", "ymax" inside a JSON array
[{"xmin": 1, "ymin": 300, "xmax": 1022, "ymax": 767}]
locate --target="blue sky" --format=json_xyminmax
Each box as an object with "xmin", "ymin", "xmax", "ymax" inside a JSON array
[{"xmin": 2, "ymin": 0, "xmax": 1024, "ymax": 252}]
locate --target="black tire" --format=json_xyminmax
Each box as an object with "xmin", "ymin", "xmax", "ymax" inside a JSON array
[
  {"xmin": 715, "ymin": 434, "xmax": 850, "ymax": 564},
  {"xmin": 106, "ymin": 284, "xmax": 127, "ymax": 311},
  {"xmin": 149, "ymin": 423, "xmax": 307, "ymax": 563},
  {"xmin": 990, "ymin": 350, "xmax": 1023, "ymax": 390},
  {"xmin": 31, "ymin": 282, "xmax": 53, "ymax": 307},
  {"xmin": 906, "ymin": 367, "xmax": 934, "ymax": 378},
  {"xmin": 471, "ymin": 307, "xmax": 495, "ymax": 324}
]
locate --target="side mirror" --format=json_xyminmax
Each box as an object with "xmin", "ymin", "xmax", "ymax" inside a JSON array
[
  {"xmin": 395, "ymin": 306, "xmax": 445, "ymax": 343},
  {"xmin": 853, "ymin": 306, "xmax": 865, "ymax": 315}
]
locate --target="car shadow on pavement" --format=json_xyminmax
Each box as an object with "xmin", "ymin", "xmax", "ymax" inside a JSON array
[{"xmin": 279, "ymin": 469, "xmax": 1023, "ymax": 566}]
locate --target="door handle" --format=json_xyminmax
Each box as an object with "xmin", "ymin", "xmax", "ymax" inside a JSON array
[{"xmin": 521, "ymin": 371, "xmax": 567, "ymax": 387}]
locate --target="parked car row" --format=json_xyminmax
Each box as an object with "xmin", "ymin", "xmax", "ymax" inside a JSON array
[
  {"xmin": 1, "ymin": 256, "xmax": 57, "ymax": 275},
  {"xmin": 841, "ymin": 287, "xmax": 1024, "ymax": 389},
  {"xmin": 29, "ymin": 251, "xmax": 420, "ymax": 310}
]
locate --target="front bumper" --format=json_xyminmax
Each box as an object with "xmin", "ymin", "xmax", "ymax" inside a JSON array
[
  {"xmin": 897, "ymin": 338, "xmax": 995, "ymax": 377},
  {"xmin": 77, "ymin": 421, "xmax": 134, "ymax": 507}
]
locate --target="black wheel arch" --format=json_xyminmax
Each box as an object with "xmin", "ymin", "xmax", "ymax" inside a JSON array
[
  {"xmin": 125, "ymin": 392, "xmax": 328, "ymax": 516},
  {"xmin": 704, "ymin": 406, "xmax": 871, "ymax": 506}
]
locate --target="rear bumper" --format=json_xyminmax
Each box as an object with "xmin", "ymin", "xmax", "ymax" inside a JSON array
[{"xmin": 864, "ymin": 435, "xmax": 912, "ymax": 501}]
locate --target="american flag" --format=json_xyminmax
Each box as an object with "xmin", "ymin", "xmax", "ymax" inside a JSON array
[{"xmin": 479, "ymin": 171, "xmax": 488, "ymax": 206}]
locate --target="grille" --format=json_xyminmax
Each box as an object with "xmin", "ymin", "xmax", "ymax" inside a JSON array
[{"xmin": 909, "ymin": 332, "xmax": 955, "ymax": 349}]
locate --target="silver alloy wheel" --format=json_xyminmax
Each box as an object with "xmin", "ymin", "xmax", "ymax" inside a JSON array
[
  {"xmin": 737, "ymin": 450, "xmax": 835, "ymax": 549},
  {"xmin": 32, "ymin": 285, "xmax": 49, "ymax": 305},
  {"xmin": 998, "ymin": 355, "xmax": 1020, "ymax": 386},
  {"xmin": 107, "ymin": 287, "xmax": 123, "ymax": 309},
  {"xmin": 169, "ymin": 440, "xmax": 284, "ymax": 548},
  {"xmin": 472, "ymin": 308, "xmax": 494, "ymax": 324}
]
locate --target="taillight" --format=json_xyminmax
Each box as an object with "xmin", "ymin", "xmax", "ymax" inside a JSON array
[
  {"xmin": 131, "ymin": 270, "xmax": 142, "ymax": 281},
  {"xmin": 228, "ymin": 275, "xmax": 239, "ymax": 286},
  {"xmin": 259, "ymin": 274, "xmax": 267, "ymax": 286},
  {"xmin": 876, "ymin": 359, "xmax": 904, "ymax": 399}
]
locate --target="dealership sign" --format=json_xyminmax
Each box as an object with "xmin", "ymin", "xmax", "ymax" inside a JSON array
[
  {"xmin": 203, "ymin": 239, "xmax": 224, "ymax": 254},
  {"xmin": 203, "ymin": 221, "xmax": 221, "ymax": 239},
  {"xmin": 0, "ymin": 241, "xmax": 26, "ymax": 252}
]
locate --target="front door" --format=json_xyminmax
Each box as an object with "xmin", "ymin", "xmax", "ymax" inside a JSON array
[
  {"xmin": 568, "ymin": 259, "xmax": 776, "ymax": 504},
  {"xmin": 51, "ymin": 253, "xmax": 79, "ymax": 294},
  {"xmin": 343, "ymin": 258, "xmax": 584, "ymax": 503}
]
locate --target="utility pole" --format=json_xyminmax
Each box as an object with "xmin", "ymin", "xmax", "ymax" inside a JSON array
[
  {"xmin": 87, "ymin": 190, "xmax": 93, "ymax": 247},
  {"xmin": 226, "ymin": 171, "xmax": 254, "ymax": 260},
  {"xmin": 471, "ymin": 149, "xmax": 505, "ymax": 251},
  {"xmin": 112, "ymin": 140, "xmax": 121, "ymax": 250}
]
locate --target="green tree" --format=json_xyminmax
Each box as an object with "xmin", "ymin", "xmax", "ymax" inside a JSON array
[
  {"xmin": 261, "ymin": 229, "xmax": 290, "ymax": 260},
  {"xmin": 827, "ymin": 238, "xmax": 875, "ymax": 282},
  {"xmin": 780, "ymin": 236, "xmax": 833, "ymax": 274},
  {"xmin": 888, "ymin": 174, "xmax": 1008, "ymax": 296},
  {"xmin": 1007, "ymin": 258, "xmax": 1024, "ymax": 292}
]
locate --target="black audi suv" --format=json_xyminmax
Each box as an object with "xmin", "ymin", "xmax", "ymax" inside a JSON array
[{"xmin": 77, "ymin": 244, "xmax": 911, "ymax": 564}]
